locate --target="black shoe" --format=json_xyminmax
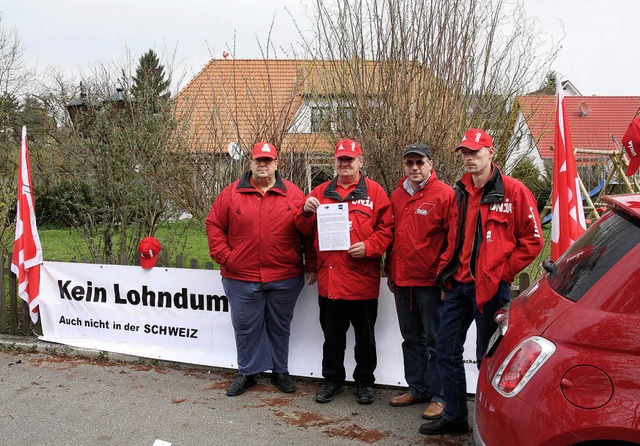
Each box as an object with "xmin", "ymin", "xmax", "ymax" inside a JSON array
[
  {"xmin": 419, "ymin": 417, "xmax": 469, "ymax": 435},
  {"xmin": 271, "ymin": 372, "xmax": 296, "ymax": 393},
  {"xmin": 356, "ymin": 385, "xmax": 374, "ymax": 405},
  {"xmin": 226, "ymin": 374, "xmax": 256, "ymax": 396},
  {"xmin": 315, "ymin": 382, "xmax": 343, "ymax": 403}
]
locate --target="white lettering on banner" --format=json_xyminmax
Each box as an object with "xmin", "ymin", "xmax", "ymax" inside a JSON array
[
  {"xmin": 628, "ymin": 140, "xmax": 636, "ymax": 157},
  {"xmin": 38, "ymin": 261, "xmax": 480, "ymax": 392}
]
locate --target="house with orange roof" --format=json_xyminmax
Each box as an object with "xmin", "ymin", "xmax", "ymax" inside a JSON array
[
  {"xmin": 506, "ymin": 94, "xmax": 640, "ymax": 186},
  {"xmin": 174, "ymin": 58, "xmax": 372, "ymax": 193},
  {"xmin": 174, "ymin": 57, "xmax": 451, "ymax": 193}
]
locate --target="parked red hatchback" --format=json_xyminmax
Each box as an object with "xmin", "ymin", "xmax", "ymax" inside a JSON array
[{"xmin": 474, "ymin": 194, "xmax": 640, "ymax": 446}]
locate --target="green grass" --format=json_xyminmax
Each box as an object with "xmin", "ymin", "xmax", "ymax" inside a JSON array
[
  {"xmin": 38, "ymin": 221, "xmax": 215, "ymax": 268},
  {"xmin": 518, "ymin": 225, "xmax": 552, "ymax": 288},
  {"xmin": 38, "ymin": 227, "xmax": 91, "ymax": 261},
  {"xmin": 37, "ymin": 222, "xmax": 553, "ymax": 275}
]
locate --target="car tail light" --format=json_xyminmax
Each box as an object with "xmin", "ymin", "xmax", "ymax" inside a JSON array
[{"xmin": 492, "ymin": 336, "xmax": 556, "ymax": 397}]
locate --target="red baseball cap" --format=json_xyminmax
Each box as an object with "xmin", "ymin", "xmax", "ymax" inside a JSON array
[
  {"xmin": 455, "ymin": 128, "xmax": 494, "ymax": 151},
  {"xmin": 622, "ymin": 118, "xmax": 640, "ymax": 176},
  {"xmin": 334, "ymin": 139, "xmax": 362, "ymax": 158},
  {"xmin": 138, "ymin": 236, "xmax": 162, "ymax": 269},
  {"xmin": 251, "ymin": 142, "xmax": 277, "ymax": 159}
]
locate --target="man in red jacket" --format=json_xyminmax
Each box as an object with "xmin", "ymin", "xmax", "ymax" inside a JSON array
[
  {"xmin": 297, "ymin": 139, "xmax": 393, "ymax": 405},
  {"xmin": 420, "ymin": 128, "xmax": 544, "ymax": 435},
  {"xmin": 206, "ymin": 142, "xmax": 315, "ymax": 397},
  {"xmin": 387, "ymin": 143, "xmax": 455, "ymax": 420}
]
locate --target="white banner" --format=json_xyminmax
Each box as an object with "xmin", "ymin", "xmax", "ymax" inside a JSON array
[{"xmin": 39, "ymin": 261, "xmax": 478, "ymax": 391}]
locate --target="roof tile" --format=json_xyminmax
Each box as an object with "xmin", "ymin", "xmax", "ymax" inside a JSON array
[{"xmin": 518, "ymin": 95, "xmax": 640, "ymax": 160}]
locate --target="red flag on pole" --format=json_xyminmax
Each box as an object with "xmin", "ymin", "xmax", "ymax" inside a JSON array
[
  {"xmin": 551, "ymin": 80, "xmax": 587, "ymax": 261},
  {"xmin": 10, "ymin": 126, "xmax": 43, "ymax": 323}
]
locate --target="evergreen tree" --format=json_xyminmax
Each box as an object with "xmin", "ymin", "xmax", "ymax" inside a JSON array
[
  {"xmin": 131, "ymin": 49, "xmax": 170, "ymax": 112},
  {"xmin": 0, "ymin": 92, "xmax": 21, "ymax": 142}
]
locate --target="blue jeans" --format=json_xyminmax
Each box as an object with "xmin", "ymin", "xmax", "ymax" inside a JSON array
[
  {"xmin": 394, "ymin": 286, "xmax": 443, "ymax": 402},
  {"xmin": 223, "ymin": 275, "xmax": 304, "ymax": 376},
  {"xmin": 436, "ymin": 280, "xmax": 510, "ymax": 422}
]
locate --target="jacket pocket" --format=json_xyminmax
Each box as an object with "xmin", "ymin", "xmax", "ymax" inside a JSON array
[
  {"xmin": 482, "ymin": 213, "xmax": 513, "ymax": 275},
  {"xmin": 348, "ymin": 256, "xmax": 380, "ymax": 278}
]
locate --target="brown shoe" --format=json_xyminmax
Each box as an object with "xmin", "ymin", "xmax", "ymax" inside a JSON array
[
  {"xmin": 422, "ymin": 401, "xmax": 445, "ymax": 419},
  {"xmin": 389, "ymin": 392, "xmax": 422, "ymax": 407}
]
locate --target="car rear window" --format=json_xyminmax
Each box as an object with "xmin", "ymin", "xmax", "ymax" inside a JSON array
[{"xmin": 546, "ymin": 210, "xmax": 640, "ymax": 302}]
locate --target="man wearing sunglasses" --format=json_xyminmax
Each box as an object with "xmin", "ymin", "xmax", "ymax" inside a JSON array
[{"xmin": 386, "ymin": 143, "xmax": 455, "ymax": 421}]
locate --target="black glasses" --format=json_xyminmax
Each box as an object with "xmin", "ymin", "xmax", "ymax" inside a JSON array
[{"xmin": 404, "ymin": 159, "xmax": 426, "ymax": 167}]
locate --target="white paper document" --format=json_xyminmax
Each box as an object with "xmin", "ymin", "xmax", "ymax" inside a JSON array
[{"xmin": 317, "ymin": 202, "xmax": 350, "ymax": 251}]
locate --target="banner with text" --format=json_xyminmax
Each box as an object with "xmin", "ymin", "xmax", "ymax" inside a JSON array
[{"xmin": 39, "ymin": 261, "xmax": 478, "ymax": 391}]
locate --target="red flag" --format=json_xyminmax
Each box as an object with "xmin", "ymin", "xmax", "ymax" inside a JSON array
[
  {"xmin": 551, "ymin": 80, "xmax": 587, "ymax": 261},
  {"xmin": 10, "ymin": 126, "xmax": 43, "ymax": 323}
]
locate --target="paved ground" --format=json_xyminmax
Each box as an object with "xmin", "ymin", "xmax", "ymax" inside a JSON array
[{"xmin": 0, "ymin": 336, "xmax": 474, "ymax": 446}]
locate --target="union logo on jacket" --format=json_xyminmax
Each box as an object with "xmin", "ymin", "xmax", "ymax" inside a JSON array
[
  {"xmin": 387, "ymin": 171, "xmax": 455, "ymax": 287},
  {"xmin": 437, "ymin": 165, "xmax": 544, "ymax": 311},
  {"xmin": 296, "ymin": 174, "xmax": 394, "ymax": 300}
]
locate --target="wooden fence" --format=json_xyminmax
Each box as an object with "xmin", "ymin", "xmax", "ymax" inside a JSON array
[{"xmin": 0, "ymin": 249, "xmax": 215, "ymax": 336}]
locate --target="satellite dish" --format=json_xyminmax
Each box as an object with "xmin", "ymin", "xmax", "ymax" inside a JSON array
[
  {"xmin": 227, "ymin": 142, "xmax": 240, "ymax": 160},
  {"xmin": 579, "ymin": 102, "xmax": 591, "ymax": 117}
]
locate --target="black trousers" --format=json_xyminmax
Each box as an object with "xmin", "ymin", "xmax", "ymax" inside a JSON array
[{"xmin": 318, "ymin": 295, "xmax": 378, "ymax": 386}]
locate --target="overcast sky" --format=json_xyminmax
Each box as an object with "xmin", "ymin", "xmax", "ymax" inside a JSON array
[{"xmin": 1, "ymin": 0, "xmax": 638, "ymax": 96}]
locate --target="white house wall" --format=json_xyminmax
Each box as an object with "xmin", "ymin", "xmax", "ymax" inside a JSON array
[{"xmin": 505, "ymin": 111, "xmax": 545, "ymax": 177}]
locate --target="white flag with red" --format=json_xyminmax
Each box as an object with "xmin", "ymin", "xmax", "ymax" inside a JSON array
[
  {"xmin": 551, "ymin": 80, "xmax": 587, "ymax": 261},
  {"xmin": 10, "ymin": 126, "xmax": 43, "ymax": 323}
]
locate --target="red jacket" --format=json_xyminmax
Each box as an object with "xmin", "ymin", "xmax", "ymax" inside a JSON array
[
  {"xmin": 296, "ymin": 175, "xmax": 393, "ymax": 300},
  {"xmin": 206, "ymin": 171, "xmax": 313, "ymax": 283},
  {"xmin": 437, "ymin": 165, "xmax": 544, "ymax": 311},
  {"xmin": 387, "ymin": 171, "xmax": 455, "ymax": 287}
]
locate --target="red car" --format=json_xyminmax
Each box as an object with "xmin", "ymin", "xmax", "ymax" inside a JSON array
[{"xmin": 474, "ymin": 194, "xmax": 640, "ymax": 446}]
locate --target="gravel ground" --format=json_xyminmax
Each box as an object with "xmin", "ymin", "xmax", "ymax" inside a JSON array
[{"xmin": 0, "ymin": 336, "xmax": 474, "ymax": 446}]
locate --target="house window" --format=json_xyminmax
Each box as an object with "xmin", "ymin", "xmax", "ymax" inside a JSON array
[{"xmin": 310, "ymin": 106, "xmax": 333, "ymax": 133}]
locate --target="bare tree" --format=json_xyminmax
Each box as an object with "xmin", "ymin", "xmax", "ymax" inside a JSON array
[
  {"xmin": 173, "ymin": 53, "xmax": 316, "ymax": 220},
  {"xmin": 297, "ymin": 0, "xmax": 556, "ymax": 191},
  {"xmin": 0, "ymin": 14, "xmax": 31, "ymax": 97},
  {"xmin": 38, "ymin": 54, "xmax": 199, "ymax": 264},
  {"xmin": 0, "ymin": 13, "xmax": 34, "ymax": 251}
]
